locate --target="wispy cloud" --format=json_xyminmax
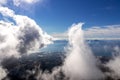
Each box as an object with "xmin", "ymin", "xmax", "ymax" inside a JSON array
[
  {"xmin": 0, "ymin": 0, "xmax": 47, "ymax": 15},
  {"xmin": 51, "ymin": 32, "xmax": 67, "ymax": 40},
  {"xmin": 0, "ymin": 0, "xmax": 42, "ymax": 6},
  {"xmin": 84, "ymin": 25, "xmax": 120, "ymax": 40},
  {"xmin": 0, "ymin": 7, "xmax": 14, "ymax": 17},
  {"xmin": 13, "ymin": 0, "xmax": 43, "ymax": 6},
  {"xmin": 0, "ymin": 0, "xmax": 45, "ymax": 11},
  {"xmin": 0, "ymin": 0, "xmax": 7, "ymax": 6},
  {"xmin": 51, "ymin": 24, "xmax": 120, "ymax": 40}
]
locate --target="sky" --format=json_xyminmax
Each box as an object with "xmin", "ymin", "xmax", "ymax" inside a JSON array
[{"xmin": 0, "ymin": 0, "xmax": 120, "ymax": 39}]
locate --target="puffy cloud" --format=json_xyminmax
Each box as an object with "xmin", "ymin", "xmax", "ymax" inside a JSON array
[
  {"xmin": 20, "ymin": 23, "xmax": 104, "ymax": 80},
  {"xmin": 0, "ymin": 1, "xmax": 52, "ymax": 79},
  {"xmin": 0, "ymin": 21, "xmax": 19, "ymax": 59},
  {"xmin": 62, "ymin": 23, "xmax": 104, "ymax": 80},
  {"xmin": 0, "ymin": 0, "xmax": 53, "ymax": 79},
  {"xmin": 0, "ymin": 6, "xmax": 53, "ymax": 59}
]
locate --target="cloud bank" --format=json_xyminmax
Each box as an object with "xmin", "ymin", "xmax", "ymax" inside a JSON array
[
  {"xmin": 51, "ymin": 25, "xmax": 120, "ymax": 40},
  {"xmin": 84, "ymin": 25, "xmax": 120, "ymax": 39}
]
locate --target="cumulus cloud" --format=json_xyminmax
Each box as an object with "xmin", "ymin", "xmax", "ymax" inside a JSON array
[
  {"xmin": 0, "ymin": 4, "xmax": 52, "ymax": 59},
  {"xmin": 0, "ymin": 4, "xmax": 53, "ymax": 80},
  {"xmin": 0, "ymin": 6, "xmax": 53, "ymax": 58},
  {"xmin": 62, "ymin": 23, "xmax": 104, "ymax": 80},
  {"xmin": 0, "ymin": 0, "xmax": 52, "ymax": 80},
  {"xmin": 0, "ymin": 0, "xmax": 53, "ymax": 79},
  {"xmin": 0, "ymin": 21, "xmax": 19, "ymax": 59},
  {"xmin": 23, "ymin": 23, "xmax": 104, "ymax": 80},
  {"xmin": 51, "ymin": 25, "xmax": 120, "ymax": 40},
  {"xmin": 7, "ymin": 22, "xmax": 104, "ymax": 80}
]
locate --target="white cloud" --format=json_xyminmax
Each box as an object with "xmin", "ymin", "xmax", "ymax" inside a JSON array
[
  {"xmin": 51, "ymin": 25, "xmax": 120, "ymax": 40},
  {"xmin": 84, "ymin": 25, "xmax": 120, "ymax": 39},
  {"xmin": 13, "ymin": 0, "xmax": 42, "ymax": 6},
  {"xmin": 0, "ymin": 3, "xmax": 53, "ymax": 79},
  {"xmin": 0, "ymin": 7, "xmax": 15, "ymax": 17},
  {"xmin": 0, "ymin": 0, "xmax": 43, "ymax": 7},
  {"xmin": 0, "ymin": 6, "xmax": 53, "ymax": 58},
  {"xmin": 63, "ymin": 23, "xmax": 104, "ymax": 80},
  {"xmin": 51, "ymin": 32, "xmax": 67, "ymax": 40},
  {"xmin": 0, "ymin": 0, "xmax": 7, "ymax": 6}
]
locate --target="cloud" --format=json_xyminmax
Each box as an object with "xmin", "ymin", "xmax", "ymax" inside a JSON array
[
  {"xmin": 0, "ymin": 0, "xmax": 41, "ymax": 7},
  {"xmin": 62, "ymin": 23, "xmax": 104, "ymax": 80},
  {"xmin": 0, "ymin": 66, "xmax": 7, "ymax": 80},
  {"xmin": 0, "ymin": 0, "xmax": 42, "ymax": 6},
  {"xmin": 13, "ymin": 0, "xmax": 43, "ymax": 6},
  {"xmin": 51, "ymin": 32, "xmax": 67, "ymax": 40},
  {"xmin": 0, "ymin": 6, "xmax": 53, "ymax": 58},
  {"xmin": 0, "ymin": 0, "xmax": 7, "ymax": 6},
  {"xmin": 11, "ymin": 0, "xmax": 46, "ymax": 13},
  {"xmin": 0, "ymin": 7, "xmax": 15, "ymax": 17},
  {"xmin": 84, "ymin": 25, "xmax": 120, "ymax": 39},
  {"xmin": 106, "ymin": 46, "xmax": 120, "ymax": 79},
  {"xmin": 0, "ymin": 4, "xmax": 52, "ymax": 79},
  {"xmin": 14, "ymin": 22, "xmax": 104, "ymax": 80},
  {"xmin": 51, "ymin": 24, "xmax": 120, "ymax": 40}
]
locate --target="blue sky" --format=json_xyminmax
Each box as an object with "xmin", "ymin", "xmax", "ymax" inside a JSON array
[
  {"xmin": 0, "ymin": 0, "xmax": 120, "ymax": 39},
  {"xmin": 38, "ymin": 0, "xmax": 119, "ymax": 33},
  {"xmin": 3, "ymin": 0, "xmax": 120, "ymax": 33}
]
